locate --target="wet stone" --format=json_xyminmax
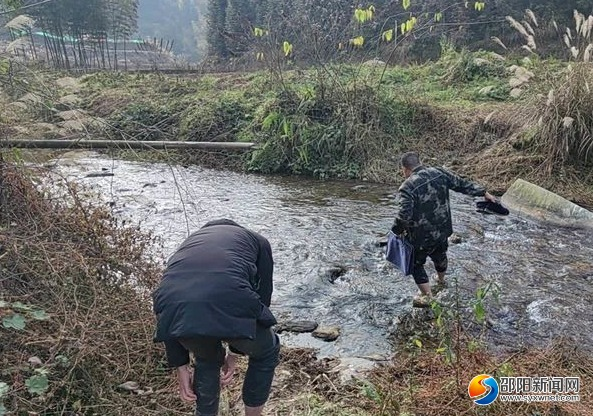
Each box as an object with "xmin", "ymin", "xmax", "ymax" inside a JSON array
[
  {"xmin": 275, "ymin": 320, "xmax": 318, "ymax": 334},
  {"xmin": 312, "ymin": 326, "xmax": 340, "ymax": 342},
  {"xmin": 86, "ymin": 172, "xmax": 114, "ymax": 178},
  {"xmin": 502, "ymin": 178, "xmax": 593, "ymax": 229},
  {"xmin": 325, "ymin": 265, "xmax": 348, "ymax": 283},
  {"xmin": 468, "ymin": 223, "xmax": 485, "ymax": 237},
  {"xmin": 351, "ymin": 185, "xmax": 368, "ymax": 191},
  {"xmin": 449, "ymin": 233, "xmax": 463, "ymax": 244},
  {"xmin": 376, "ymin": 237, "xmax": 388, "ymax": 247}
]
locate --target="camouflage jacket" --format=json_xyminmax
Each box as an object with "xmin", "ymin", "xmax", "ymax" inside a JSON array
[{"xmin": 393, "ymin": 166, "xmax": 486, "ymax": 248}]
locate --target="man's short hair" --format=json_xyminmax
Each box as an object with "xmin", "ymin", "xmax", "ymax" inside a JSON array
[
  {"xmin": 401, "ymin": 152, "xmax": 421, "ymax": 170},
  {"xmin": 202, "ymin": 218, "xmax": 241, "ymax": 229}
]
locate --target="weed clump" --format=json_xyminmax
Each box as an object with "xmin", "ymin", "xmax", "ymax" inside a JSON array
[
  {"xmin": 245, "ymin": 82, "xmax": 415, "ymax": 181},
  {"xmin": 0, "ymin": 159, "xmax": 177, "ymax": 415},
  {"xmin": 438, "ymin": 41, "xmax": 507, "ymax": 85},
  {"xmin": 500, "ymin": 9, "xmax": 593, "ymax": 175},
  {"xmin": 526, "ymin": 64, "xmax": 593, "ymax": 173}
]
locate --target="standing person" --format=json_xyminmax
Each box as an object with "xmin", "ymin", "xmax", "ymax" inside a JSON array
[
  {"xmin": 392, "ymin": 152, "xmax": 497, "ymax": 307},
  {"xmin": 153, "ymin": 219, "xmax": 280, "ymax": 416}
]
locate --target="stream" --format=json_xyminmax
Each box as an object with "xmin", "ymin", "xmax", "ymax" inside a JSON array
[{"xmin": 49, "ymin": 152, "xmax": 593, "ymax": 360}]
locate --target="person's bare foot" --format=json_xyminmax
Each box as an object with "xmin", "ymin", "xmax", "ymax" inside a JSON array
[
  {"xmin": 245, "ymin": 405, "xmax": 265, "ymax": 416},
  {"xmin": 434, "ymin": 273, "xmax": 447, "ymax": 288},
  {"xmin": 412, "ymin": 293, "xmax": 433, "ymax": 308}
]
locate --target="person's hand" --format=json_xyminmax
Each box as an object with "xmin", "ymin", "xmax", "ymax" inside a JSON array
[
  {"xmin": 391, "ymin": 222, "xmax": 404, "ymax": 235},
  {"xmin": 220, "ymin": 353, "xmax": 237, "ymax": 387},
  {"xmin": 484, "ymin": 192, "xmax": 497, "ymax": 203},
  {"xmin": 176, "ymin": 364, "xmax": 197, "ymax": 402}
]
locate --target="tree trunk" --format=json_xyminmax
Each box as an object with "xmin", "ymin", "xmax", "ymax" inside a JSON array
[
  {"xmin": 100, "ymin": 37, "xmax": 107, "ymax": 69},
  {"xmin": 113, "ymin": 34, "xmax": 118, "ymax": 70},
  {"xmin": 93, "ymin": 43, "xmax": 100, "ymax": 69},
  {"xmin": 106, "ymin": 36, "xmax": 112, "ymax": 69},
  {"xmin": 43, "ymin": 35, "xmax": 51, "ymax": 64},
  {"xmin": 57, "ymin": 26, "xmax": 71, "ymax": 69},
  {"xmin": 51, "ymin": 37, "xmax": 62, "ymax": 68},
  {"xmin": 28, "ymin": 29, "xmax": 38, "ymax": 60},
  {"xmin": 80, "ymin": 37, "xmax": 88, "ymax": 69}
]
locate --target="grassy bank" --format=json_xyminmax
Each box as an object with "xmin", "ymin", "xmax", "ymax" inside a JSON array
[
  {"xmin": 76, "ymin": 51, "xmax": 515, "ymax": 183},
  {"xmin": 2, "ymin": 47, "xmax": 592, "ymax": 206}
]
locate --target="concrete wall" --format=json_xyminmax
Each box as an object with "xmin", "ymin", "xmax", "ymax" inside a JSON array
[{"xmin": 501, "ymin": 179, "xmax": 593, "ymax": 229}]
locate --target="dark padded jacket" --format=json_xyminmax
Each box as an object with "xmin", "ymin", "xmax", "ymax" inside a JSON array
[
  {"xmin": 152, "ymin": 219, "xmax": 275, "ymax": 367},
  {"xmin": 393, "ymin": 166, "xmax": 486, "ymax": 248}
]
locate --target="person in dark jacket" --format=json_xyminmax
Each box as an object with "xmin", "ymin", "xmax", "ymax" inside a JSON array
[
  {"xmin": 392, "ymin": 152, "xmax": 497, "ymax": 306},
  {"xmin": 153, "ymin": 219, "xmax": 280, "ymax": 416}
]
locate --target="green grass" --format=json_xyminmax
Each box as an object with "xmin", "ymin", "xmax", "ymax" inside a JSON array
[{"xmin": 74, "ymin": 52, "xmax": 569, "ymax": 181}]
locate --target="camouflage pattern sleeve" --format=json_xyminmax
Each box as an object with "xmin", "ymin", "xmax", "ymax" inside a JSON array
[
  {"xmin": 439, "ymin": 168, "xmax": 486, "ymax": 197},
  {"xmin": 393, "ymin": 188, "xmax": 415, "ymax": 233}
]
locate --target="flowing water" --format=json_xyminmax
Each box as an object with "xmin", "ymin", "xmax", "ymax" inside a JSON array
[{"xmin": 49, "ymin": 152, "xmax": 593, "ymax": 359}]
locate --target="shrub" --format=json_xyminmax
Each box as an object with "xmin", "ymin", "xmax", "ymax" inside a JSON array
[
  {"xmin": 438, "ymin": 41, "xmax": 507, "ymax": 85},
  {"xmin": 109, "ymin": 102, "xmax": 177, "ymax": 140},
  {"xmin": 507, "ymin": 9, "xmax": 593, "ymax": 173},
  {"xmin": 179, "ymin": 92, "xmax": 252, "ymax": 142},
  {"xmin": 246, "ymin": 82, "xmax": 413, "ymax": 180}
]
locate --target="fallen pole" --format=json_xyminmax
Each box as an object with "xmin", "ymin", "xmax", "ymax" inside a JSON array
[{"xmin": 0, "ymin": 139, "xmax": 257, "ymax": 150}]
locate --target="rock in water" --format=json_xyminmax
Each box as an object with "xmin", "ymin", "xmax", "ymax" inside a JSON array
[
  {"xmin": 351, "ymin": 185, "xmax": 368, "ymax": 191},
  {"xmin": 449, "ymin": 233, "xmax": 463, "ymax": 244},
  {"xmin": 376, "ymin": 237, "xmax": 388, "ymax": 247},
  {"xmin": 312, "ymin": 326, "xmax": 340, "ymax": 342},
  {"xmin": 275, "ymin": 320, "xmax": 318, "ymax": 334},
  {"xmin": 325, "ymin": 265, "xmax": 347, "ymax": 283},
  {"xmin": 501, "ymin": 179, "xmax": 593, "ymax": 229},
  {"xmin": 86, "ymin": 172, "xmax": 115, "ymax": 178}
]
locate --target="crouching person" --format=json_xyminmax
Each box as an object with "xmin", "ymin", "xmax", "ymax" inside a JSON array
[{"xmin": 153, "ymin": 219, "xmax": 280, "ymax": 416}]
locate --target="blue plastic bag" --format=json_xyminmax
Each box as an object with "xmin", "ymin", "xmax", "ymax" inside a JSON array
[{"xmin": 385, "ymin": 231, "xmax": 414, "ymax": 276}]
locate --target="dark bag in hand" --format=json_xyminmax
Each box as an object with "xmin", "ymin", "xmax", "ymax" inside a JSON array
[
  {"xmin": 385, "ymin": 231, "xmax": 414, "ymax": 276},
  {"xmin": 476, "ymin": 200, "xmax": 509, "ymax": 216}
]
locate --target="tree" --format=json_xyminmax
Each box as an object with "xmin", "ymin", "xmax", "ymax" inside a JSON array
[
  {"xmin": 137, "ymin": 0, "xmax": 207, "ymax": 62},
  {"xmin": 204, "ymin": 0, "xmax": 592, "ymax": 64},
  {"xmin": 5, "ymin": 0, "xmax": 139, "ymax": 69},
  {"xmin": 207, "ymin": 0, "xmax": 228, "ymax": 58}
]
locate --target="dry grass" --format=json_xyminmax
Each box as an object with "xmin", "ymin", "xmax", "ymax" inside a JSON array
[
  {"xmin": 371, "ymin": 337, "xmax": 593, "ymax": 416},
  {"xmin": 451, "ymin": 65, "xmax": 593, "ymax": 208},
  {"xmin": 0, "ymin": 159, "xmax": 176, "ymax": 415},
  {"xmin": 220, "ymin": 349, "xmax": 373, "ymax": 416},
  {"xmin": 528, "ymin": 63, "xmax": 593, "ymax": 174},
  {"xmin": 501, "ymin": 9, "xmax": 593, "ymax": 176}
]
